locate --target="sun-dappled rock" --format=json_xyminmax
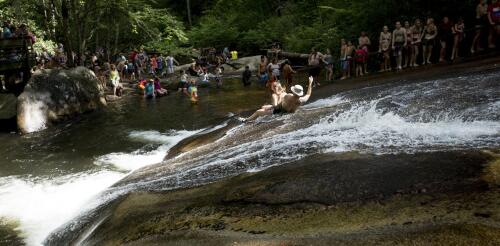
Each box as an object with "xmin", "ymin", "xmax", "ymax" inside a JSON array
[{"xmin": 17, "ymin": 67, "xmax": 106, "ymax": 133}]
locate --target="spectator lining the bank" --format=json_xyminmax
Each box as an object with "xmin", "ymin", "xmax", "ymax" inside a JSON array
[
  {"xmin": 439, "ymin": 17, "xmax": 453, "ymax": 62},
  {"xmin": 323, "ymin": 49, "xmax": 334, "ymax": 81},
  {"xmin": 472, "ymin": 0, "xmax": 488, "ymax": 53},
  {"xmin": 404, "ymin": 21, "xmax": 413, "ymax": 68},
  {"xmin": 410, "ymin": 19, "xmax": 423, "ymax": 67},
  {"xmin": 423, "ymin": 18, "xmax": 438, "ymax": 65},
  {"xmin": 392, "ymin": 21, "xmax": 407, "ymax": 70},
  {"xmin": 308, "ymin": 48, "xmax": 323, "ymax": 86},
  {"xmin": 340, "ymin": 39, "xmax": 348, "ymax": 80},
  {"xmin": 358, "ymin": 31, "xmax": 371, "ymax": 74},
  {"xmin": 355, "ymin": 45, "xmax": 367, "ymax": 77},
  {"xmin": 346, "ymin": 41, "xmax": 355, "ymax": 78},
  {"xmin": 488, "ymin": 0, "xmax": 500, "ymax": 48},
  {"xmin": 379, "ymin": 25, "xmax": 392, "ymax": 71},
  {"xmin": 452, "ymin": 17, "xmax": 465, "ymax": 60}
]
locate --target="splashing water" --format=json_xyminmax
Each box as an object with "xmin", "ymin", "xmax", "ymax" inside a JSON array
[
  {"xmin": 6, "ymin": 70, "xmax": 500, "ymax": 245},
  {"xmin": 95, "ymin": 130, "xmax": 202, "ymax": 171},
  {"xmin": 0, "ymin": 129, "xmax": 202, "ymax": 245},
  {"xmin": 0, "ymin": 171, "xmax": 123, "ymax": 246}
]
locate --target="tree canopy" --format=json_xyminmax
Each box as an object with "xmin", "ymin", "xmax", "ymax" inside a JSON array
[{"xmin": 0, "ymin": 0, "xmax": 477, "ymax": 62}]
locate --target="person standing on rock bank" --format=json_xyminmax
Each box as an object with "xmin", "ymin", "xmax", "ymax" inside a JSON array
[
  {"xmin": 109, "ymin": 64, "xmax": 122, "ymax": 97},
  {"xmin": 244, "ymin": 76, "xmax": 314, "ymax": 122}
]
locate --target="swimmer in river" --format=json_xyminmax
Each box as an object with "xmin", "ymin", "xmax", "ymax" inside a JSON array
[{"xmin": 244, "ymin": 76, "xmax": 314, "ymax": 122}]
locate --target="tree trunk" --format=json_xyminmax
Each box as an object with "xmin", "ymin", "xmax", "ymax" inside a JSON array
[{"xmin": 186, "ymin": 0, "xmax": 192, "ymax": 27}]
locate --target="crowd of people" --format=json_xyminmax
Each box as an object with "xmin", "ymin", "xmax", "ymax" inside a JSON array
[
  {"xmin": 255, "ymin": 0, "xmax": 500, "ymax": 88},
  {"xmin": 3, "ymin": 1, "xmax": 500, "ymax": 103}
]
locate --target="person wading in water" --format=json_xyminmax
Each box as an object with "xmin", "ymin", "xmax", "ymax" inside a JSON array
[{"xmin": 244, "ymin": 76, "xmax": 314, "ymax": 122}]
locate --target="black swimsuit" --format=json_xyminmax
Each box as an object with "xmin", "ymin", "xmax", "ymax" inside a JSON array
[{"xmin": 273, "ymin": 104, "xmax": 285, "ymax": 114}]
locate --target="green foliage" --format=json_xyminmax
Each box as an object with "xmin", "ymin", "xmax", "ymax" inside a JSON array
[
  {"xmin": 188, "ymin": 0, "xmax": 476, "ymax": 56},
  {"xmin": 0, "ymin": 0, "xmax": 478, "ymax": 61}
]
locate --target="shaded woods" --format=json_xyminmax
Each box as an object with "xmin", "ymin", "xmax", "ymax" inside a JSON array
[{"xmin": 0, "ymin": 0, "xmax": 480, "ymax": 61}]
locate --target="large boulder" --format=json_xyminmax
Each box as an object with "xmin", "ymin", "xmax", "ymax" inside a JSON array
[
  {"xmin": 17, "ymin": 67, "xmax": 106, "ymax": 133},
  {"xmin": 0, "ymin": 93, "xmax": 17, "ymax": 120}
]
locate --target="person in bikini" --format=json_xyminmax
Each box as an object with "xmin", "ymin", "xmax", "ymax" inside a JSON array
[
  {"xmin": 245, "ymin": 76, "xmax": 314, "ymax": 122},
  {"xmin": 410, "ymin": 19, "xmax": 423, "ymax": 67},
  {"xmin": 379, "ymin": 26, "xmax": 392, "ymax": 72},
  {"xmin": 392, "ymin": 21, "xmax": 407, "ymax": 70},
  {"xmin": 308, "ymin": 48, "xmax": 323, "ymax": 86},
  {"xmin": 403, "ymin": 21, "xmax": 413, "ymax": 68},
  {"xmin": 422, "ymin": 18, "xmax": 438, "ymax": 65},
  {"xmin": 452, "ymin": 17, "xmax": 465, "ymax": 60},
  {"xmin": 471, "ymin": 0, "xmax": 489, "ymax": 53}
]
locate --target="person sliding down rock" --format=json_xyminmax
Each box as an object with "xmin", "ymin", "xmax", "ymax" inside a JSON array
[{"xmin": 244, "ymin": 76, "xmax": 314, "ymax": 122}]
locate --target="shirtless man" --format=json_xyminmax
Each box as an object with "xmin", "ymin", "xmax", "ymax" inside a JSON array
[
  {"xmin": 392, "ymin": 21, "xmax": 407, "ymax": 70},
  {"xmin": 410, "ymin": 19, "xmax": 423, "ymax": 67},
  {"xmin": 258, "ymin": 55, "xmax": 269, "ymax": 84},
  {"xmin": 245, "ymin": 76, "xmax": 314, "ymax": 121}
]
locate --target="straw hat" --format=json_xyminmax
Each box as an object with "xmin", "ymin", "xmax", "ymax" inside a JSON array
[{"xmin": 291, "ymin": 85, "xmax": 304, "ymax": 96}]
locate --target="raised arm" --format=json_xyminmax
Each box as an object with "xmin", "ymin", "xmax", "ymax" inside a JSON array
[{"xmin": 300, "ymin": 76, "xmax": 314, "ymax": 104}]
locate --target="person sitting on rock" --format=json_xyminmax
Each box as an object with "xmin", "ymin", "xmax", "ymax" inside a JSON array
[
  {"xmin": 245, "ymin": 76, "xmax": 314, "ymax": 122},
  {"xmin": 154, "ymin": 77, "xmax": 168, "ymax": 97},
  {"xmin": 109, "ymin": 64, "xmax": 122, "ymax": 97}
]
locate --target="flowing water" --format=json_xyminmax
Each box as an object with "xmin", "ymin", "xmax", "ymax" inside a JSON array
[{"xmin": 0, "ymin": 69, "xmax": 499, "ymax": 245}]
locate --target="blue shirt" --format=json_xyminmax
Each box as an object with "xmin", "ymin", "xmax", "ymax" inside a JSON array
[{"xmin": 145, "ymin": 83, "xmax": 154, "ymax": 96}]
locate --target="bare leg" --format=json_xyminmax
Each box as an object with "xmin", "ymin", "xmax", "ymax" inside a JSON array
[
  {"xmin": 439, "ymin": 41, "xmax": 446, "ymax": 62},
  {"xmin": 451, "ymin": 36, "xmax": 459, "ymax": 60},
  {"xmin": 413, "ymin": 45, "xmax": 419, "ymax": 66},
  {"xmin": 246, "ymin": 105, "xmax": 273, "ymax": 121},
  {"xmin": 488, "ymin": 28, "xmax": 495, "ymax": 48},
  {"xmin": 471, "ymin": 30, "xmax": 481, "ymax": 53},
  {"xmin": 424, "ymin": 45, "xmax": 431, "ymax": 64}
]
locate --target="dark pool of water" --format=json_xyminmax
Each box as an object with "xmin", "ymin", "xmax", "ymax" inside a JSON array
[{"xmin": 0, "ymin": 78, "xmax": 268, "ymax": 177}]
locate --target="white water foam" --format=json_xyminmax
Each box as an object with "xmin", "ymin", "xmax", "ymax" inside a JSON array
[
  {"xmin": 20, "ymin": 99, "xmax": 48, "ymax": 133},
  {"xmin": 95, "ymin": 129, "xmax": 201, "ymax": 171},
  {"xmin": 0, "ymin": 129, "xmax": 203, "ymax": 245},
  {"xmin": 0, "ymin": 170, "xmax": 124, "ymax": 246}
]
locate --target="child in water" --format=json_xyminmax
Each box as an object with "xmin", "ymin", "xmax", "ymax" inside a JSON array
[
  {"xmin": 188, "ymin": 79, "xmax": 198, "ymax": 103},
  {"xmin": 242, "ymin": 65, "xmax": 252, "ymax": 87},
  {"xmin": 144, "ymin": 79, "xmax": 155, "ymax": 99}
]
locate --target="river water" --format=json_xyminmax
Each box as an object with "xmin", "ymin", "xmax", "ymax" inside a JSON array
[{"xmin": 1, "ymin": 69, "xmax": 500, "ymax": 245}]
